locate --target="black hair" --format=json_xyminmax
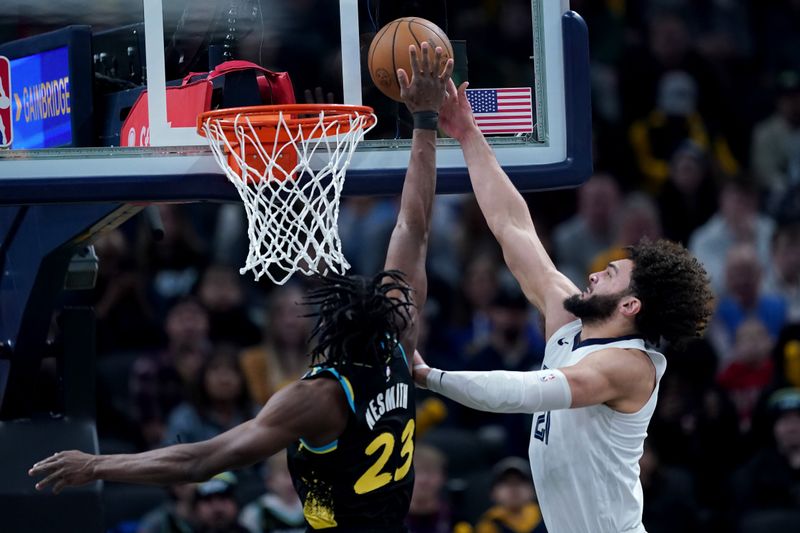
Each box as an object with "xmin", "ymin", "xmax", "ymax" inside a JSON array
[
  {"xmin": 627, "ymin": 239, "xmax": 714, "ymax": 345},
  {"xmin": 304, "ymin": 270, "xmax": 413, "ymax": 367}
]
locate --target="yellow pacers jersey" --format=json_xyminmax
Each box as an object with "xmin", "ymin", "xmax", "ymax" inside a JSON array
[{"xmin": 287, "ymin": 341, "xmax": 415, "ymax": 532}]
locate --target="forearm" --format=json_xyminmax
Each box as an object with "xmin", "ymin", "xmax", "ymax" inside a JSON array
[
  {"xmin": 92, "ymin": 443, "xmax": 208, "ymax": 485},
  {"xmin": 397, "ymin": 128, "xmax": 437, "ymax": 234},
  {"xmin": 384, "ymin": 128, "xmax": 436, "ymax": 297},
  {"xmin": 458, "ymin": 127, "xmax": 533, "ymax": 235},
  {"xmin": 426, "ymin": 367, "xmax": 572, "ymax": 413}
]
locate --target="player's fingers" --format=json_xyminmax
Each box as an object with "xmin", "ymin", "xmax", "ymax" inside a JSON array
[
  {"xmin": 440, "ymin": 58, "xmax": 455, "ymax": 82},
  {"xmin": 326, "ymin": 91, "xmax": 335, "ymax": 104},
  {"xmin": 314, "ymin": 87, "xmax": 325, "ymax": 104},
  {"xmin": 397, "ymin": 69, "xmax": 410, "ymax": 91},
  {"xmin": 445, "ymin": 78, "xmax": 458, "ymax": 100},
  {"xmin": 458, "ymin": 81, "xmax": 470, "ymax": 107},
  {"xmin": 419, "ymin": 42, "xmax": 432, "ymax": 74},
  {"xmin": 30, "ymin": 454, "xmax": 59, "ymax": 473},
  {"xmin": 35, "ymin": 469, "xmax": 61, "ymax": 491},
  {"xmin": 303, "ymin": 89, "xmax": 314, "ymax": 104},
  {"xmin": 52, "ymin": 479, "xmax": 68, "ymax": 495},
  {"xmin": 433, "ymin": 46, "xmax": 443, "ymax": 76},
  {"xmin": 408, "ymin": 45, "xmax": 420, "ymax": 76}
]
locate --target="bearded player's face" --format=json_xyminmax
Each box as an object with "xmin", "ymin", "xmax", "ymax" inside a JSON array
[{"xmin": 563, "ymin": 260, "xmax": 634, "ymax": 323}]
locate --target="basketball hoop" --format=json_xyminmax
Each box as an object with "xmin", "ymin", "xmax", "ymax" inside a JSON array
[{"xmin": 198, "ymin": 104, "xmax": 377, "ymax": 284}]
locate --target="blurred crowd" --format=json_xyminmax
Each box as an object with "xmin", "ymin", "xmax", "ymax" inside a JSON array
[{"xmin": 30, "ymin": 1, "xmax": 800, "ymax": 532}]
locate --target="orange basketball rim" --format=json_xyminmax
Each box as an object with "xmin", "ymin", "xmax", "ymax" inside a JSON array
[{"xmin": 197, "ymin": 104, "xmax": 377, "ymax": 181}]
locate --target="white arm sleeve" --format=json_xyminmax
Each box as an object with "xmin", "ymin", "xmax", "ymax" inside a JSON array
[{"xmin": 426, "ymin": 368, "xmax": 572, "ymax": 413}]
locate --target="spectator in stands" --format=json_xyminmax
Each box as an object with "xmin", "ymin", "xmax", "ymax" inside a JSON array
[
  {"xmin": 639, "ymin": 439, "xmax": 700, "ymax": 533},
  {"xmin": 552, "ymin": 174, "xmax": 620, "ymax": 285},
  {"xmin": 628, "ymin": 70, "xmax": 738, "ymax": 192},
  {"xmin": 137, "ymin": 482, "xmax": 197, "ymax": 533},
  {"xmin": 197, "ymin": 264, "xmax": 261, "ymax": 348},
  {"xmin": 406, "ymin": 444, "xmax": 458, "ymax": 533},
  {"xmin": 193, "ymin": 472, "xmax": 249, "ymax": 533},
  {"xmin": 163, "ymin": 349, "xmax": 255, "ymax": 446},
  {"xmin": 763, "ymin": 223, "xmax": 800, "ymax": 322},
  {"xmin": 337, "ymin": 197, "xmax": 397, "ymax": 276},
  {"xmin": 588, "ymin": 193, "xmax": 663, "ymax": 275},
  {"xmin": 751, "ymin": 70, "xmax": 800, "ymax": 207},
  {"xmin": 656, "ymin": 141, "xmax": 718, "ymax": 245},
  {"xmin": 732, "ymin": 388, "xmax": 800, "ymax": 528},
  {"xmin": 689, "ymin": 179, "xmax": 776, "ymax": 294},
  {"xmin": 717, "ymin": 318, "xmax": 776, "ymax": 432},
  {"xmin": 239, "ymin": 452, "xmax": 304, "ymax": 533},
  {"xmin": 459, "ymin": 286, "xmax": 545, "ymax": 458},
  {"xmin": 92, "ymin": 229, "xmax": 161, "ymax": 354},
  {"xmin": 131, "ymin": 297, "xmax": 214, "ymax": 448},
  {"xmin": 239, "ymin": 283, "xmax": 311, "ymax": 407},
  {"xmin": 447, "ymin": 253, "xmax": 501, "ymax": 357},
  {"xmin": 707, "ymin": 244, "xmax": 787, "ymax": 360},
  {"xmin": 137, "ymin": 204, "xmax": 210, "ymax": 311},
  {"xmin": 474, "ymin": 457, "xmax": 546, "ymax": 533},
  {"xmin": 648, "ymin": 340, "xmax": 741, "ymax": 529}
]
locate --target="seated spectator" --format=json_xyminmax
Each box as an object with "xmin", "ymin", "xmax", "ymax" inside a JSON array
[
  {"xmin": 163, "ymin": 349, "xmax": 255, "ymax": 446},
  {"xmin": 137, "ymin": 482, "xmax": 197, "ymax": 533},
  {"xmin": 407, "ymin": 444, "xmax": 459, "ymax": 533},
  {"xmin": 732, "ymin": 388, "xmax": 800, "ymax": 522},
  {"xmin": 197, "ymin": 264, "xmax": 261, "ymax": 348},
  {"xmin": 751, "ymin": 70, "xmax": 800, "ymax": 207},
  {"xmin": 763, "ymin": 223, "xmax": 800, "ymax": 322},
  {"xmin": 628, "ymin": 70, "xmax": 738, "ymax": 192},
  {"xmin": 707, "ymin": 244, "xmax": 787, "ymax": 360},
  {"xmin": 193, "ymin": 472, "xmax": 249, "ymax": 533},
  {"xmin": 717, "ymin": 318, "xmax": 776, "ymax": 432},
  {"xmin": 639, "ymin": 439, "xmax": 700, "ymax": 533},
  {"xmin": 137, "ymin": 204, "xmax": 210, "ymax": 313},
  {"xmin": 552, "ymin": 174, "xmax": 620, "ymax": 285},
  {"xmin": 239, "ymin": 283, "xmax": 312, "ymax": 406},
  {"xmin": 475, "ymin": 457, "xmax": 546, "ymax": 533},
  {"xmin": 588, "ymin": 192, "xmax": 663, "ymax": 275},
  {"xmin": 689, "ymin": 179, "xmax": 775, "ymax": 294},
  {"xmin": 92, "ymin": 229, "xmax": 161, "ymax": 354},
  {"xmin": 446, "ymin": 253, "xmax": 501, "ymax": 357},
  {"xmin": 131, "ymin": 297, "xmax": 214, "ymax": 448},
  {"xmin": 656, "ymin": 141, "xmax": 718, "ymax": 245},
  {"xmin": 460, "ymin": 286, "xmax": 544, "ymax": 458},
  {"xmin": 239, "ymin": 452, "xmax": 304, "ymax": 533}
]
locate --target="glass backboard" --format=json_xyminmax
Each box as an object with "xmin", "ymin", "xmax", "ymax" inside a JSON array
[{"xmin": 0, "ymin": 0, "xmax": 591, "ymax": 203}]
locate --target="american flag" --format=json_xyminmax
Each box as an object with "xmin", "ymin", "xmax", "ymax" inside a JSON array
[{"xmin": 465, "ymin": 87, "xmax": 534, "ymax": 135}]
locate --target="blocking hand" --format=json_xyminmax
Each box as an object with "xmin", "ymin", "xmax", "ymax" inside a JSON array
[{"xmin": 397, "ymin": 42, "xmax": 454, "ymax": 113}]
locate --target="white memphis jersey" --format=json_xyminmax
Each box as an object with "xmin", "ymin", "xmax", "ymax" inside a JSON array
[{"xmin": 529, "ymin": 320, "xmax": 666, "ymax": 533}]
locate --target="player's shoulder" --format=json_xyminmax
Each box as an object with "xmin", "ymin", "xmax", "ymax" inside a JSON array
[{"xmin": 580, "ymin": 345, "xmax": 654, "ymax": 382}]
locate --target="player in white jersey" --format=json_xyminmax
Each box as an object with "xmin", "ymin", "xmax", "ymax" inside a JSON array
[{"xmin": 413, "ymin": 80, "xmax": 714, "ymax": 533}]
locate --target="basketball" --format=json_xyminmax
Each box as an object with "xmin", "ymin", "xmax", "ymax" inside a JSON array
[{"xmin": 368, "ymin": 17, "xmax": 454, "ymax": 102}]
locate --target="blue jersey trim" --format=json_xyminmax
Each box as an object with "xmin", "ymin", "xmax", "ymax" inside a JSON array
[
  {"xmin": 299, "ymin": 438, "xmax": 338, "ymax": 454},
  {"xmin": 307, "ymin": 366, "xmax": 356, "ymax": 413}
]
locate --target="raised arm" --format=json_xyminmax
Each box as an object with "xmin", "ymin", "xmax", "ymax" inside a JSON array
[
  {"xmin": 383, "ymin": 43, "xmax": 453, "ymax": 349},
  {"xmin": 29, "ymin": 379, "xmax": 348, "ymax": 493},
  {"xmin": 439, "ymin": 81, "xmax": 579, "ymax": 338}
]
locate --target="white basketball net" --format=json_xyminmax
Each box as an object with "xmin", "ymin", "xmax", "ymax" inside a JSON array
[{"xmin": 202, "ymin": 109, "xmax": 376, "ymax": 284}]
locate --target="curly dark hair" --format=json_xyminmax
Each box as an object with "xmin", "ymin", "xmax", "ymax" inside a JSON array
[
  {"xmin": 303, "ymin": 270, "xmax": 414, "ymax": 368},
  {"xmin": 627, "ymin": 239, "xmax": 714, "ymax": 345}
]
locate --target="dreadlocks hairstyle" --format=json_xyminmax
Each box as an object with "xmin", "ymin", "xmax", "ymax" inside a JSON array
[
  {"xmin": 303, "ymin": 270, "xmax": 414, "ymax": 367},
  {"xmin": 627, "ymin": 239, "xmax": 714, "ymax": 345}
]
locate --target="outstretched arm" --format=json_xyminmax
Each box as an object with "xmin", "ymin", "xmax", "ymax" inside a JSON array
[
  {"xmin": 29, "ymin": 379, "xmax": 348, "ymax": 493},
  {"xmin": 413, "ymin": 347, "xmax": 656, "ymax": 414},
  {"xmin": 383, "ymin": 43, "xmax": 453, "ymax": 353},
  {"xmin": 439, "ymin": 81, "xmax": 579, "ymax": 339}
]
